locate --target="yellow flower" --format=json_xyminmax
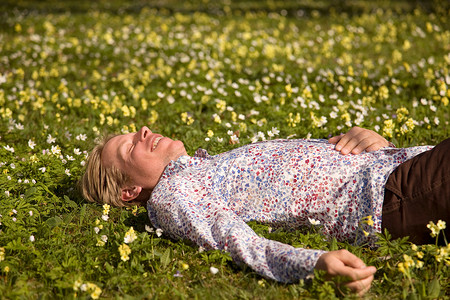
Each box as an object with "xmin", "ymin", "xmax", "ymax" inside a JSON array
[
  {"xmin": 416, "ymin": 260, "xmax": 424, "ymax": 269},
  {"xmin": 119, "ymin": 244, "xmax": 131, "ymax": 261},
  {"xmin": 215, "ymin": 100, "xmax": 227, "ymax": 113},
  {"xmin": 364, "ymin": 215, "xmax": 374, "ymax": 227},
  {"xmin": 73, "ymin": 278, "xmax": 83, "ymax": 291},
  {"xmin": 181, "ymin": 112, "xmax": 194, "ymax": 125},
  {"xmin": 86, "ymin": 282, "xmax": 102, "ymax": 299},
  {"xmin": 396, "ymin": 107, "xmax": 409, "ymax": 122},
  {"xmin": 435, "ymin": 246, "xmax": 449, "ymax": 263},
  {"xmin": 102, "ymin": 204, "xmax": 110, "ymax": 215},
  {"xmin": 3, "ymin": 266, "xmax": 10, "ymax": 273},
  {"xmin": 427, "ymin": 221, "xmax": 440, "ymax": 237},
  {"xmin": 0, "ymin": 247, "xmax": 5, "ymax": 261},
  {"xmin": 403, "ymin": 254, "xmax": 415, "ymax": 268},
  {"xmin": 207, "ymin": 130, "xmax": 214, "ymax": 138},
  {"xmin": 383, "ymin": 119, "xmax": 395, "ymax": 138},
  {"xmin": 148, "ymin": 110, "xmax": 159, "ymax": 124},
  {"xmin": 181, "ymin": 262, "xmax": 189, "ymax": 270},
  {"xmin": 397, "ymin": 262, "xmax": 406, "ymax": 274},
  {"xmin": 436, "ymin": 220, "xmax": 446, "ymax": 230}
]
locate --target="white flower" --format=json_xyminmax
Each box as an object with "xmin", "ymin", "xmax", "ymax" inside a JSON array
[
  {"xmin": 51, "ymin": 145, "xmax": 61, "ymax": 155},
  {"xmin": 210, "ymin": 266, "xmax": 219, "ymax": 275},
  {"xmin": 12, "ymin": 217, "xmax": 17, "ymax": 222},
  {"xmin": 74, "ymin": 148, "xmax": 82, "ymax": 155},
  {"xmin": 94, "ymin": 227, "xmax": 100, "ymax": 234},
  {"xmin": 47, "ymin": 134, "xmax": 56, "ymax": 144},
  {"xmin": 156, "ymin": 228, "xmax": 163, "ymax": 237},
  {"xmin": 76, "ymin": 134, "xmax": 87, "ymax": 141},
  {"xmin": 29, "ymin": 235, "xmax": 35, "ymax": 242},
  {"xmin": 230, "ymin": 135, "xmax": 239, "ymax": 144},
  {"xmin": 124, "ymin": 227, "xmax": 137, "ymax": 244},
  {"xmin": 65, "ymin": 169, "xmax": 71, "ymax": 176},
  {"xmin": 66, "ymin": 155, "xmax": 75, "ymax": 161},
  {"xmin": 270, "ymin": 127, "xmax": 280, "ymax": 135},
  {"xmin": 5, "ymin": 191, "xmax": 9, "ymax": 197},
  {"xmin": 434, "ymin": 117, "xmax": 440, "ymax": 125},
  {"xmin": 101, "ymin": 215, "xmax": 109, "ymax": 221},
  {"xmin": 308, "ymin": 217, "xmax": 321, "ymax": 225},
  {"xmin": 3, "ymin": 145, "xmax": 14, "ymax": 153},
  {"xmin": 10, "ymin": 163, "xmax": 15, "ymax": 169},
  {"xmin": 257, "ymin": 131, "xmax": 266, "ymax": 141},
  {"xmin": 167, "ymin": 95, "xmax": 175, "ymax": 104},
  {"xmin": 15, "ymin": 123, "xmax": 24, "ymax": 130},
  {"xmin": 100, "ymin": 235, "xmax": 108, "ymax": 243},
  {"xmin": 28, "ymin": 140, "xmax": 36, "ymax": 149},
  {"xmin": 145, "ymin": 225, "xmax": 154, "ymax": 233},
  {"xmin": 39, "ymin": 167, "xmax": 46, "ymax": 173}
]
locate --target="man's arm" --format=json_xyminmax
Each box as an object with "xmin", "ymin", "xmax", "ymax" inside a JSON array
[
  {"xmin": 315, "ymin": 250, "xmax": 376, "ymax": 296},
  {"xmin": 328, "ymin": 126, "xmax": 390, "ymax": 155}
]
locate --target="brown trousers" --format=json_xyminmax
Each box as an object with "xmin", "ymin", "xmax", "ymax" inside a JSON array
[{"xmin": 382, "ymin": 138, "xmax": 450, "ymax": 245}]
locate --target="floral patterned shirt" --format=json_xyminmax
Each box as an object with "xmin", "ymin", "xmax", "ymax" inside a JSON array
[{"xmin": 147, "ymin": 139, "xmax": 431, "ymax": 283}]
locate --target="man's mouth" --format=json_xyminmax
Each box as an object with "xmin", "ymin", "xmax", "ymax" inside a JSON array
[{"xmin": 152, "ymin": 137, "xmax": 163, "ymax": 151}]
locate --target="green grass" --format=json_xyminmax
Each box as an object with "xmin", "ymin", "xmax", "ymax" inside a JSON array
[{"xmin": 0, "ymin": 0, "xmax": 449, "ymax": 298}]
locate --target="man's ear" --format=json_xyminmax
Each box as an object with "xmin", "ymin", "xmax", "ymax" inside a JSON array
[{"xmin": 121, "ymin": 186, "xmax": 143, "ymax": 202}]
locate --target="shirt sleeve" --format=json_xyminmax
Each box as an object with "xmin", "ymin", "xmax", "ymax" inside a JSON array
[{"xmin": 148, "ymin": 178, "xmax": 327, "ymax": 283}]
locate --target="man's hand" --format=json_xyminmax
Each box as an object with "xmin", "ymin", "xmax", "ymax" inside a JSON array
[
  {"xmin": 328, "ymin": 126, "xmax": 389, "ymax": 155},
  {"xmin": 315, "ymin": 249, "xmax": 376, "ymax": 296}
]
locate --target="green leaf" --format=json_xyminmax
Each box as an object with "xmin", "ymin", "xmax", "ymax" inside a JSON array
[
  {"xmin": 160, "ymin": 248, "xmax": 172, "ymax": 268},
  {"xmin": 64, "ymin": 195, "xmax": 78, "ymax": 209},
  {"xmin": 427, "ymin": 278, "xmax": 440, "ymax": 298},
  {"xmin": 46, "ymin": 216, "xmax": 63, "ymax": 228}
]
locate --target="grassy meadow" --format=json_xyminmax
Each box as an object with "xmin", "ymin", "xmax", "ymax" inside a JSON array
[{"xmin": 0, "ymin": 0, "xmax": 449, "ymax": 298}]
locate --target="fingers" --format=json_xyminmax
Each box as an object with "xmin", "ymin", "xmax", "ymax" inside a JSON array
[
  {"xmin": 329, "ymin": 126, "xmax": 388, "ymax": 155},
  {"xmin": 344, "ymin": 273, "xmax": 375, "ymax": 296},
  {"xmin": 334, "ymin": 249, "xmax": 367, "ymax": 269},
  {"xmin": 328, "ymin": 133, "xmax": 343, "ymax": 144},
  {"xmin": 315, "ymin": 250, "xmax": 376, "ymax": 296}
]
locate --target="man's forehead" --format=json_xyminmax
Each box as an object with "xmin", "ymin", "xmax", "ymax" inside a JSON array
[{"xmin": 102, "ymin": 133, "xmax": 132, "ymax": 166}]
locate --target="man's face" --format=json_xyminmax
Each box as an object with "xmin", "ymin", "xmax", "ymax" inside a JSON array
[{"xmin": 102, "ymin": 126, "xmax": 187, "ymax": 190}]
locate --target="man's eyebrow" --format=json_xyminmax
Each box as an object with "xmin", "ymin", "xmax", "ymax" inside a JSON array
[{"xmin": 117, "ymin": 137, "xmax": 129, "ymax": 161}]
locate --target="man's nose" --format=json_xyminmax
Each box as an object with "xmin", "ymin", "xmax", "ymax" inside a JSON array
[{"xmin": 137, "ymin": 126, "xmax": 151, "ymax": 142}]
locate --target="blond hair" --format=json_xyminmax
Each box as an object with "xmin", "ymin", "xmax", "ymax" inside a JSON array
[{"xmin": 80, "ymin": 134, "xmax": 134, "ymax": 207}]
